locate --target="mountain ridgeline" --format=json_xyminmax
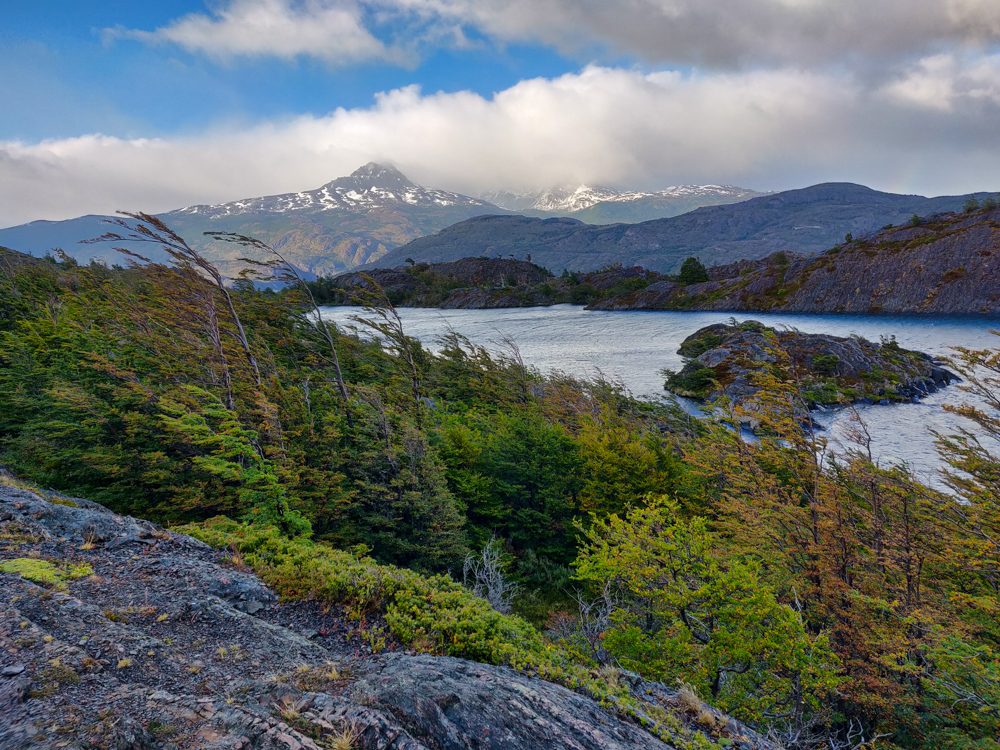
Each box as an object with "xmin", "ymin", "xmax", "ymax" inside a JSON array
[
  {"xmin": 0, "ymin": 164, "xmax": 506, "ymax": 280},
  {"xmin": 0, "ymin": 165, "xmax": 763, "ymax": 281},
  {"xmin": 372, "ymin": 182, "xmax": 995, "ymax": 274},
  {"xmin": 480, "ymin": 183, "xmax": 766, "ymax": 223}
]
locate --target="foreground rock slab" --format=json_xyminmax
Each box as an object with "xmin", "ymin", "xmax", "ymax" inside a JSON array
[{"xmin": 1, "ymin": 482, "xmax": 776, "ymax": 750}]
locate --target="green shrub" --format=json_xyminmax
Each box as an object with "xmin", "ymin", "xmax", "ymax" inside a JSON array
[
  {"xmin": 179, "ymin": 518, "xmax": 720, "ymax": 748},
  {"xmin": 569, "ymin": 283, "xmax": 598, "ymax": 304},
  {"xmin": 180, "ymin": 519, "xmax": 555, "ymax": 668},
  {"xmin": 810, "ymin": 354, "xmax": 840, "ymax": 375},
  {"xmin": 678, "ymin": 333, "xmax": 723, "ymax": 358},
  {"xmin": 677, "ymin": 258, "xmax": 710, "ymax": 285},
  {"xmin": 664, "ymin": 365, "xmax": 718, "ymax": 398}
]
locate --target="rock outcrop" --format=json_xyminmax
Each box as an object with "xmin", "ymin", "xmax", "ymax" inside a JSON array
[
  {"xmin": 1, "ymin": 481, "xmax": 777, "ymax": 750},
  {"xmin": 322, "ymin": 258, "xmax": 555, "ymax": 308},
  {"xmin": 319, "ymin": 258, "xmax": 670, "ymax": 310},
  {"xmin": 664, "ymin": 321, "xmax": 956, "ymax": 409},
  {"xmin": 597, "ymin": 209, "xmax": 1000, "ymax": 315}
]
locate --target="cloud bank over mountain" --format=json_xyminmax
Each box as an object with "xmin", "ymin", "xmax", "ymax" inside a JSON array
[
  {"xmin": 3, "ymin": 59, "xmax": 1000, "ymax": 227},
  {"xmin": 2, "ymin": 0, "xmax": 999, "ymax": 227}
]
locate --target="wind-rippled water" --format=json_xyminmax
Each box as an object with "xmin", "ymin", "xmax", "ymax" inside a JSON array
[{"xmin": 320, "ymin": 304, "xmax": 1000, "ymax": 487}]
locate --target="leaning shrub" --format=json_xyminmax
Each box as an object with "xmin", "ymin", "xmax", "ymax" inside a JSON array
[{"xmin": 179, "ymin": 518, "xmax": 554, "ymax": 669}]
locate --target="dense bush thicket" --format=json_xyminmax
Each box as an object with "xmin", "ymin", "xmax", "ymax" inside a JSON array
[{"xmin": 1, "ymin": 221, "xmax": 999, "ymax": 749}]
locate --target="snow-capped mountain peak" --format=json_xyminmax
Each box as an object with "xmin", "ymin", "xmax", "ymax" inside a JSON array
[
  {"xmin": 532, "ymin": 185, "xmax": 645, "ymax": 213},
  {"xmin": 480, "ymin": 183, "xmax": 764, "ymax": 215},
  {"xmin": 173, "ymin": 163, "xmax": 494, "ymax": 219},
  {"xmin": 326, "ymin": 162, "xmax": 416, "ymax": 193}
]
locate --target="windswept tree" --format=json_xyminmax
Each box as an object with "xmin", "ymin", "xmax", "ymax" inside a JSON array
[{"xmin": 201, "ymin": 231, "xmax": 350, "ymax": 407}]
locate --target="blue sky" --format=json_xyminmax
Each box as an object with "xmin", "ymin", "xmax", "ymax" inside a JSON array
[
  {"xmin": 1, "ymin": 2, "xmax": 583, "ymax": 141},
  {"xmin": 2, "ymin": 0, "xmax": 1000, "ymax": 226}
]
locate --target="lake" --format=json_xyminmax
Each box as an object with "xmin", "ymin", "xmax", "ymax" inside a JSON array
[{"xmin": 320, "ymin": 304, "xmax": 1000, "ymax": 487}]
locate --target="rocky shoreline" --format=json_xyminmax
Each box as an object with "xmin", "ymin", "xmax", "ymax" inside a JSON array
[{"xmin": 1, "ymin": 481, "xmax": 778, "ymax": 750}]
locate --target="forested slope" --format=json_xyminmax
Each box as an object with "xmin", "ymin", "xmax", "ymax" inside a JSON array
[{"xmin": 1, "ymin": 219, "xmax": 999, "ymax": 749}]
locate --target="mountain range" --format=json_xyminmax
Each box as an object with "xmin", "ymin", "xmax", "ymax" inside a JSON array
[
  {"xmin": 1, "ymin": 167, "xmax": 992, "ymax": 281},
  {"xmin": 0, "ymin": 164, "xmax": 761, "ymax": 279},
  {"xmin": 480, "ymin": 184, "xmax": 765, "ymax": 223},
  {"xmin": 372, "ymin": 183, "xmax": 992, "ymax": 274},
  {"xmin": 0, "ymin": 164, "xmax": 503, "ymax": 279}
]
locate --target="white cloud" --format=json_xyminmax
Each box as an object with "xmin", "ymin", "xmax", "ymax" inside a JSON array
[
  {"xmin": 119, "ymin": 0, "xmax": 1000, "ymax": 68},
  {"xmin": 2, "ymin": 62, "xmax": 1000, "ymax": 227},
  {"xmin": 117, "ymin": 0, "xmax": 404, "ymax": 65},
  {"xmin": 390, "ymin": 0, "xmax": 1000, "ymax": 66},
  {"xmin": 882, "ymin": 53, "xmax": 1000, "ymax": 111}
]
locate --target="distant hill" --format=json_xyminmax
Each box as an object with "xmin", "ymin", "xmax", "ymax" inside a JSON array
[
  {"xmin": 480, "ymin": 184, "xmax": 765, "ymax": 224},
  {"xmin": 591, "ymin": 206, "xmax": 1000, "ymax": 315},
  {"xmin": 374, "ymin": 183, "xmax": 995, "ymax": 274},
  {"xmin": 311, "ymin": 257, "xmax": 666, "ymax": 309},
  {"xmin": 0, "ymin": 164, "xmax": 506, "ymax": 279}
]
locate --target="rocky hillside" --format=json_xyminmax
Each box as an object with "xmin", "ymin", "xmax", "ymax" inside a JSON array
[
  {"xmin": 663, "ymin": 322, "xmax": 956, "ymax": 411},
  {"xmin": 371, "ymin": 183, "xmax": 993, "ymax": 274},
  {"xmin": 595, "ymin": 207, "xmax": 1000, "ymax": 314},
  {"xmin": 0, "ymin": 165, "xmax": 505, "ymax": 280},
  {"xmin": 0, "ymin": 481, "xmax": 778, "ymax": 750},
  {"xmin": 312, "ymin": 258, "xmax": 668, "ymax": 309}
]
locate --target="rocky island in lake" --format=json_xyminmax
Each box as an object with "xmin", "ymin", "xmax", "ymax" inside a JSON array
[{"xmin": 663, "ymin": 321, "xmax": 957, "ymax": 410}]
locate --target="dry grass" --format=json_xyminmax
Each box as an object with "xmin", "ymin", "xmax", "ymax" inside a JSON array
[
  {"xmin": 275, "ymin": 696, "xmax": 302, "ymax": 722},
  {"xmin": 697, "ymin": 708, "xmax": 720, "ymax": 728},
  {"xmin": 597, "ymin": 664, "xmax": 621, "ymax": 690},
  {"xmin": 675, "ymin": 682, "xmax": 703, "ymax": 714},
  {"xmin": 0, "ymin": 470, "xmax": 34, "ymax": 491},
  {"xmin": 289, "ymin": 662, "xmax": 349, "ymax": 692},
  {"xmin": 322, "ymin": 723, "xmax": 358, "ymax": 750},
  {"xmin": 226, "ymin": 543, "xmax": 250, "ymax": 571}
]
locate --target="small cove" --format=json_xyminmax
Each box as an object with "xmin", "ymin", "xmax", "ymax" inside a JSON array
[{"xmin": 320, "ymin": 304, "xmax": 1000, "ymax": 486}]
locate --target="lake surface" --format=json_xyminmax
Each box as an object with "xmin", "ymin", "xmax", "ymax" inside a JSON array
[{"xmin": 320, "ymin": 304, "xmax": 1000, "ymax": 487}]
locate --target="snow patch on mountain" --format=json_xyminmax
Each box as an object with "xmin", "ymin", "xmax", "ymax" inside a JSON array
[
  {"xmin": 173, "ymin": 163, "xmax": 495, "ymax": 219},
  {"xmin": 481, "ymin": 184, "xmax": 764, "ymax": 214}
]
